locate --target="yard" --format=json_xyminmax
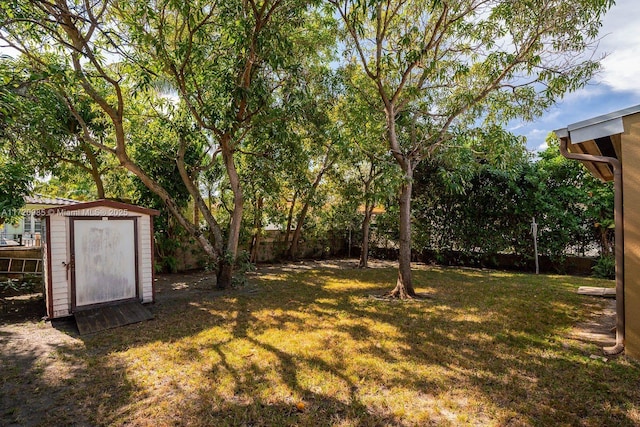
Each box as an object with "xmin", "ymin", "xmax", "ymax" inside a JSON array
[{"xmin": 1, "ymin": 261, "xmax": 639, "ymax": 426}]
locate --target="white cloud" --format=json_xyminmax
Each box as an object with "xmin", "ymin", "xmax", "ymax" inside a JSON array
[
  {"xmin": 595, "ymin": 0, "xmax": 640, "ymax": 95},
  {"xmin": 508, "ymin": 122, "xmax": 526, "ymax": 132},
  {"xmin": 560, "ymin": 84, "xmax": 608, "ymax": 103},
  {"xmin": 526, "ymin": 129, "xmax": 547, "ymax": 138},
  {"xmin": 522, "ymin": 128, "xmax": 552, "ymax": 152}
]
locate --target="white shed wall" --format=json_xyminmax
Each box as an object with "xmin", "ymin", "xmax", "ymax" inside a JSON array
[
  {"xmin": 49, "ymin": 214, "xmax": 70, "ymax": 318},
  {"xmin": 45, "ymin": 205, "xmax": 155, "ymax": 319},
  {"xmin": 137, "ymin": 215, "xmax": 154, "ymax": 303}
]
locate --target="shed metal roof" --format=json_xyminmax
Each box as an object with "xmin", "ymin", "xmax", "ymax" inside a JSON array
[{"xmin": 39, "ymin": 199, "xmax": 159, "ymax": 216}]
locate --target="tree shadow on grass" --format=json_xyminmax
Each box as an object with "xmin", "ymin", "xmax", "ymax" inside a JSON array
[
  {"xmin": 147, "ymin": 266, "xmax": 639, "ymax": 425},
  {"xmin": 2, "ymin": 265, "xmax": 638, "ymax": 425},
  {"xmin": 193, "ymin": 336, "xmax": 402, "ymax": 426},
  {"xmin": 243, "ymin": 266, "xmax": 639, "ymax": 425},
  {"xmin": 0, "ymin": 324, "xmax": 144, "ymax": 426}
]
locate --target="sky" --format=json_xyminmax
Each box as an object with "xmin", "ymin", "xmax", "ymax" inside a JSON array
[{"xmin": 511, "ymin": 0, "xmax": 640, "ymax": 153}]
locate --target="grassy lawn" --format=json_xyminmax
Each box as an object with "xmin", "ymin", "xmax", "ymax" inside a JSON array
[{"xmin": 3, "ymin": 262, "xmax": 640, "ymax": 426}]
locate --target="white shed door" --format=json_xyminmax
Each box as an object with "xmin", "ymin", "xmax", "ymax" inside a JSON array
[{"xmin": 73, "ymin": 219, "xmax": 137, "ymax": 307}]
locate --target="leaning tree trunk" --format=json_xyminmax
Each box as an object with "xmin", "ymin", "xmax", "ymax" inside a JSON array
[
  {"xmin": 81, "ymin": 143, "xmax": 106, "ymax": 198},
  {"xmin": 287, "ymin": 148, "xmax": 333, "ymax": 260},
  {"xmin": 283, "ymin": 193, "xmax": 296, "ymax": 244},
  {"xmin": 288, "ymin": 199, "xmax": 312, "ymax": 261},
  {"xmin": 123, "ymin": 155, "xmax": 220, "ymax": 262},
  {"xmin": 176, "ymin": 141, "xmax": 224, "ymax": 256},
  {"xmin": 359, "ymin": 201, "xmax": 374, "ymax": 268},
  {"xmin": 250, "ymin": 197, "xmax": 263, "ymax": 263}
]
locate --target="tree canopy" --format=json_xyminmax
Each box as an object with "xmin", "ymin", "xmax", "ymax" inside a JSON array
[
  {"xmin": 331, "ymin": 0, "xmax": 613, "ymax": 296},
  {"xmin": 0, "ymin": 0, "xmax": 614, "ymax": 293}
]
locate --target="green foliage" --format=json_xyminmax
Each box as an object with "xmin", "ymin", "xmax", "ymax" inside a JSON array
[
  {"xmin": 0, "ymin": 155, "xmax": 30, "ymax": 225},
  {"xmin": 0, "ymin": 275, "xmax": 41, "ymax": 295},
  {"xmin": 414, "ymin": 159, "xmax": 534, "ymax": 256},
  {"xmin": 412, "ymin": 131, "xmax": 614, "ymax": 264},
  {"xmin": 0, "ymin": 0, "xmax": 616, "ymax": 274},
  {"xmin": 154, "ymin": 228, "xmax": 183, "ymax": 274},
  {"xmin": 231, "ymin": 250, "xmax": 256, "ymax": 287},
  {"xmin": 592, "ymin": 255, "xmax": 615, "ymax": 279},
  {"xmin": 0, "ymin": 56, "xmax": 129, "ymax": 202}
]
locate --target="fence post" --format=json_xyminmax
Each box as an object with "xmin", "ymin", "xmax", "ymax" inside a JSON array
[{"xmin": 532, "ymin": 217, "xmax": 539, "ymax": 274}]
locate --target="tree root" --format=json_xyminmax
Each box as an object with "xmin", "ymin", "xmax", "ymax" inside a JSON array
[{"xmin": 369, "ymin": 291, "xmax": 433, "ymax": 301}]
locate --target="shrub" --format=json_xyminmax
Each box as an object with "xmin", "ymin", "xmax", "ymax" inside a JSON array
[
  {"xmin": 592, "ymin": 255, "xmax": 615, "ymax": 280},
  {"xmin": 0, "ymin": 276, "xmax": 42, "ymax": 296}
]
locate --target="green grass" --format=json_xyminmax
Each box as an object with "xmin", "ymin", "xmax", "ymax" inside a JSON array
[{"xmin": 5, "ymin": 263, "xmax": 640, "ymax": 426}]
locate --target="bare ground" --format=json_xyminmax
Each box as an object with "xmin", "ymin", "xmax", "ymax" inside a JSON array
[
  {"xmin": 0, "ymin": 263, "xmax": 619, "ymax": 425},
  {"xmin": 0, "ymin": 294, "xmax": 81, "ymax": 426},
  {"xmin": 568, "ymin": 298, "xmax": 617, "ymax": 352}
]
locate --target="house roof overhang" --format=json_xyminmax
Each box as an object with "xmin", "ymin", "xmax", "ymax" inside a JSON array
[
  {"xmin": 24, "ymin": 193, "xmax": 80, "ymax": 209},
  {"xmin": 554, "ymin": 104, "xmax": 640, "ymax": 182}
]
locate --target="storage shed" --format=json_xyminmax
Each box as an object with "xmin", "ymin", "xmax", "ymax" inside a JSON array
[
  {"xmin": 555, "ymin": 104, "xmax": 640, "ymax": 358},
  {"xmin": 41, "ymin": 200, "xmax": 159, "ymax": 320}
]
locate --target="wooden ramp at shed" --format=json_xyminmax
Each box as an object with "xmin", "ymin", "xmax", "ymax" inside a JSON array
[
  {"xmin": 577, "ymin": 286, "xmax": 616, "ymax": 298},
  {"xmin": 74, "ymin": 301, "xmax": 154, "ymax": 335}
]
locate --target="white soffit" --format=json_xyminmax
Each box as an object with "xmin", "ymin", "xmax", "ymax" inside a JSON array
[
  {"xmin": 562, "ymin": 104, "xmax": 640, "ymax": 144},
  {"xmin": 569, "ymin": 117, "xmax": 624, "ymax": 144}
]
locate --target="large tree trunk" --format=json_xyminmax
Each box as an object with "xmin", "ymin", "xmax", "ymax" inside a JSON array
[
  {"xmin": 359, "ymin": 200, "xmax": 374, "ymax": 268},
  {"xmin": 385, "ymin": 105, "xmax": 416, "ymax": 298},
  {"xmin": 386, "ymin": 165, "xmax": 416, "ymax": 297},
  {"xmin": 218, "ymin": 138, "xmax": 244, "ymax": 288}
]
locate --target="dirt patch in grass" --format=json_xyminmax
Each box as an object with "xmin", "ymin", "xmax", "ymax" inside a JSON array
[
  {"xmin": 1, "ymin": 261, "xmax": 638, "ymax": 426},
  {"xmin": 0, "ymin": 293, "xmax": 45, "ymax": 323},
  {"xmin": 0, "ymin": 293, "xmax": 82, "ymax": 426},
  {"xmin": 569, "ymin": 298, "xmax": 617, "ymax": 351}
]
